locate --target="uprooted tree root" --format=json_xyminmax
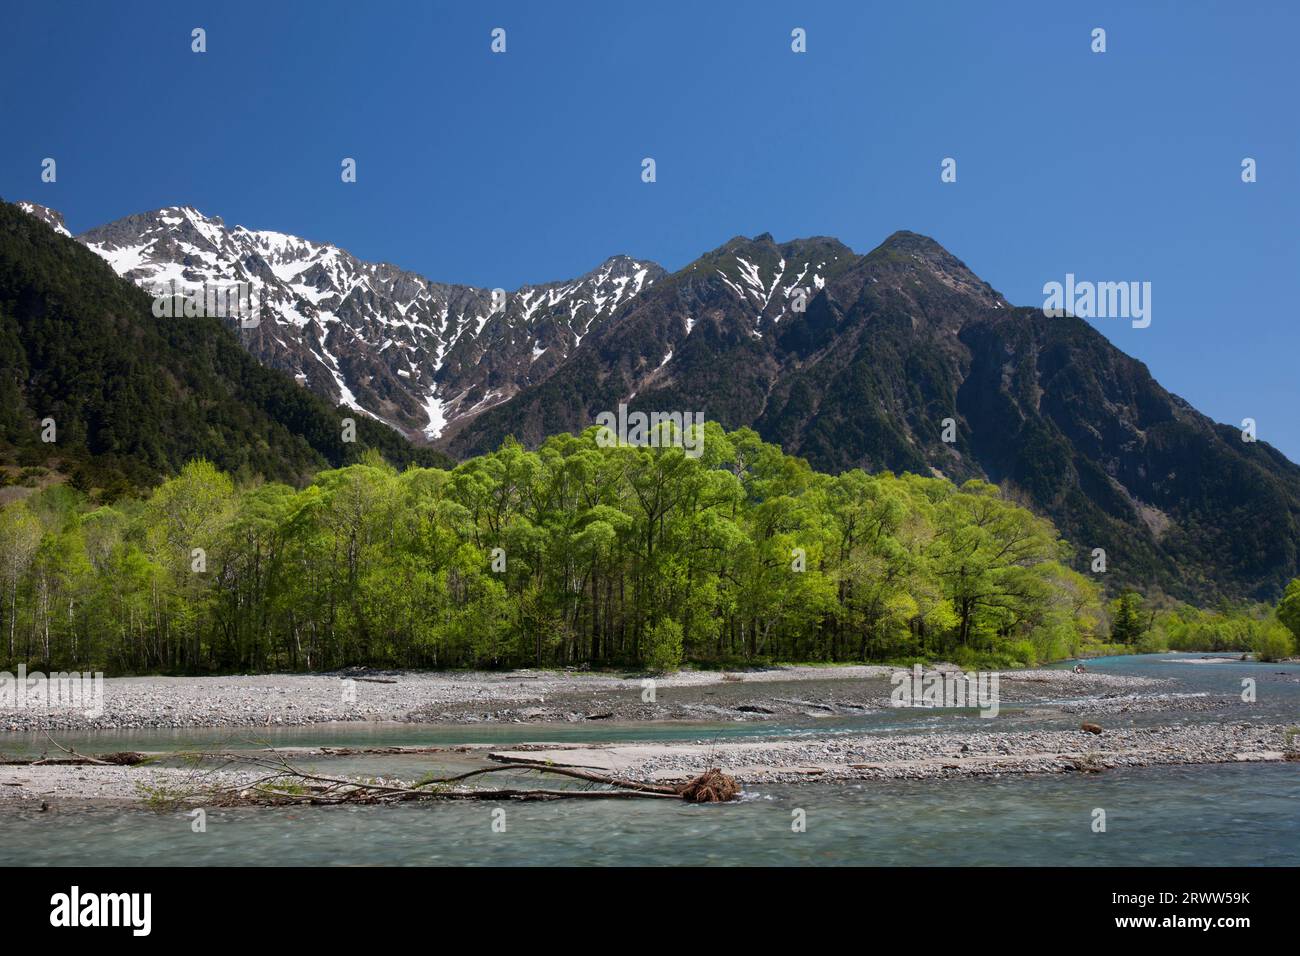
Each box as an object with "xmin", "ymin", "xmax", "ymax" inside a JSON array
[{"xmin": 676, "ymin": 768, "xmax": 741, "ymax": 803}]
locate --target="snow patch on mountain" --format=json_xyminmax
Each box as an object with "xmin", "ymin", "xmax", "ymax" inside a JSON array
[{"xmin": 66, "ymin": 204, "xmax": 664, "ymax": 443}]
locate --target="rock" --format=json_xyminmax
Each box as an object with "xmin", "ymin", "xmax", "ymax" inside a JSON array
[{"xmin": 1081, "ymin": 722, "xmax": 1104, "ymax": 735}]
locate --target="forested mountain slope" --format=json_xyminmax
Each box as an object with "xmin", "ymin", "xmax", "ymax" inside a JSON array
[
  {"xmin": 443, "ymin": 231, "xmax": 1300, "ymax": 603},
  {"xmin": 0, "ymin": 199, "xmax": 447, "ymax": 495}
]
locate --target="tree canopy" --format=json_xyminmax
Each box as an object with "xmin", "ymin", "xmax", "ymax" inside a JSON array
[{"xmin": 0, "ymin": 423, "xmax": 1127, "ymax": 674}]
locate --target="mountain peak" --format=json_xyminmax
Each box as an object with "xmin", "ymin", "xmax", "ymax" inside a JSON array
[
  {"xmin": 16, "ymin": 201, "xmax": 71, "ymax": 237},
  {"xmin": 167, "ymin": 204, "xmax": 225, "ymax": 227},
  {"xmin": 579, "ymin": 253, "xmax": 663, "ymax": 282},
  {"xmin": 875, "ymin": 229, "xmax": 952, "ymax": 256},
  {"xmin": 864, "ymin": 230, "xmax": 1005, "ymax": 308}
]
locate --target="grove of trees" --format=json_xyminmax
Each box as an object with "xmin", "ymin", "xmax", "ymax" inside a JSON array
[
  {"xmin": 2, "ymin": 422, "xmax": 1293, "ymax": 675},
  {"xmin": 0, "ymin": 424, "xmax": 1114, "ymax": 674}
]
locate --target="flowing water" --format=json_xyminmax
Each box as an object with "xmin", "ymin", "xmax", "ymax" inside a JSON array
[
  {"xmin": 2, "ymin": 764, "xmax": 1296, "ymax": 866},
  {"xmin": 1, "ymin": 654, "xmax": 1296, "ymax": 866}
]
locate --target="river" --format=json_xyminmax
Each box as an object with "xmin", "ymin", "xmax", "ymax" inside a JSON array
[{"xmin": 1, "ymin": 654, "xmax": 1296, "ymax": 866}]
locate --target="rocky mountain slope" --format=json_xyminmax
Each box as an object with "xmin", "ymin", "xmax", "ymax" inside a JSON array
[
  {"xmin": 19, "ymin": 200, "xmax": 1298, "ymax": 600},
  {"xmin": 440, "ymin": 230, "xmax": 1300, "ymax": 603},
  {"xmin": 1, "ymin": 199, "xmax": 446, "ymax": 493},
  {"xmin": 57, "ymin": 204, "xmax": 662, "ymax": 440}
]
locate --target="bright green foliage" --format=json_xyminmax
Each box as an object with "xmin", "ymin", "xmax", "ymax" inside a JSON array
[
  {"xmin": 643, "ymin": 619, "xmax": 684, "ymax": 672},
  {"xmin": 1249, "ymin": 622, "xmax": 1295, "ymax": 662},
  {"xmin": 1277, "ymin": 578, "xmax": 1300, "ymax": 643},
  {"xmin": 0, "ymin": 424, "xmax": 1108, "ymax": 673},
  {"xmin": 1142, "ymin": 599, "xmax": 1297, "ymax": 659}
]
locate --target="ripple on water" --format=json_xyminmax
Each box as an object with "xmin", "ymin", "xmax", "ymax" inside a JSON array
[{"xmin": 1, "ymin": 762, "xmax": 1295, "ymax": 866}]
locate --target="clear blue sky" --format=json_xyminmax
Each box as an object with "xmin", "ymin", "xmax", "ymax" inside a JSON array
[{"xmin": 2, "ymin": 1, "xmax": 1297, "ymax": 459}]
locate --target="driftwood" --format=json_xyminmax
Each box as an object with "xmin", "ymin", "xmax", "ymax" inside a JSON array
[
  {"xmin": 20, "ymin": 735, "xmax": 742, "ymax": 807},
  {"xmin": 772, "ymin": 697, "xmax": 836, "ymax": 712},
  {"xmin": 0, "ymin": 732, "xmax": 147, "ymax": 767},
  {"xmin": 156, "ymin": 747, "xmax": 743, "ymax": 807},
  {"xmin": 211, "ymin": 751, "xmax": 741, "ymax": 806},
  {"xmin": 439, "ymin": 762, "xmax": 679, "ymax": 794},
  {"xmin": 1, "ymin": 756, "xmax": 131, "ymax": 766}
]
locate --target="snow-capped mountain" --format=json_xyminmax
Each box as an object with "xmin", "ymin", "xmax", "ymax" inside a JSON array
[
  {"xmin": 16, "ymin": 201, "xmax": 71, "ymax": 237},
  {"xmin": 12, "ymin": 199, "xmax": 1300, "ymax": 602},
  {"xmin": 58, "ymin": 204, "xmax": 663, "ymax": 440}
]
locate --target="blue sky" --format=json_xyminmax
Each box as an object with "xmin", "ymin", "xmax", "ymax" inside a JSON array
[{"xmin": 2, "ymin": 1, "xmax": 1297, "ymax": 459}]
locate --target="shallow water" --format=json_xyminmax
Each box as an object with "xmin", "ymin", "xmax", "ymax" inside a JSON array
[
  {"xmin": 1, "ymin": 763, "xmax": 1294, "ymax": 866},
  {"xmin": 1048, "ymin": 652, "xmax": 1300, "ymax": 725},
  {"xmin": 6, "ymin": 653, "xmax": 1292, "ymax": 760}
]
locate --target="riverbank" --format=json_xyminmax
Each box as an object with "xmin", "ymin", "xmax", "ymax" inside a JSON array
[
  {"xmin": 2, "ymin": 659, "xmax": 1296, "ymax": 807},
  {"xmin": 488, "ymin": 721, "xmax": 1295, "ymax": 783},
  {"xmin": 0, "ymin": 665, "xmax": 1162, "ymax": 731},
  {"xmin": 0, "ymin": 764, "xmax": 267, "ymax": 807},
  {"xmin": 1, "ymin": 720, "xmax": 1291, "ymax": 805}
]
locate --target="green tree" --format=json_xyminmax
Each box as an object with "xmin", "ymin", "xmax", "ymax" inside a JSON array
[
  {"xmin": 1276, "ymin": 578, "xmax": 1300, "ymax": 644},
  {"xmin": 1110, "ymin": 591, "xmax": 1146, "ymax": 645},
  {"xmin": 0, "ymin": 502, "xmax": 42, "ymax": 662}
]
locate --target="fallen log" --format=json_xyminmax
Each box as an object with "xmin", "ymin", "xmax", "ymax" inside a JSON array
[
  {"xmin": 418, "ymin": 762, "xmax": 681, "ymax": 795},
  {"xmin": 184, "ymin": 747, "xmax": 742, "ymax": 808},
  {"xmin": 239, "ymin": 754, "xmax": 740, "ymax": 806},
  {"xmin": 1, "ymin": 736, "xmax": 146, "ymax": 767},
  {"xmin": 98, "ymin": 751, "xmax": 148, "ymax": 765},
  {"xmin": 772, "ymin": 697, "xmax": 835, "ymax": 711}
]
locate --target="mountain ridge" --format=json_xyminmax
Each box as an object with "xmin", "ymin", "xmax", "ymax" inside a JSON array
[
  {"xmin": 16, "ymin": 200, "xmax": 1299, "ymax": 601},
  {"xmin": 56, "ymin": 202, "xmax": 665, "ymax": 442},
  {"xmin": 0, "ymin": 198, "xmax": 448, "ymax": 494},
  {"xmin": 437, "ymin": 227, "xmax": 1300, "ymax": 603}
]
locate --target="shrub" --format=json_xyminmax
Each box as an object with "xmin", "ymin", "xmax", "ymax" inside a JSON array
[
  {"xmin": 1135, "ymin": 631, "xmax": 1168, "ymax": 654},
  {"xmin": 1007, "ymin": 640, "xmax": 1036, "ymax": 667},
  {"xmin": 644, "ymin": 619, "xmax": 684, "ymax": 672},
  {"xmin": 1250, "ymin": 623, "xmax": 1295, "ymax": 663}
]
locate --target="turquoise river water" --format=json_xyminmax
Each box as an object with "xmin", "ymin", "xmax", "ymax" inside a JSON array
[{"xmin": 1, "ymin": 654, "xmax": 1296, "ymax": 866}]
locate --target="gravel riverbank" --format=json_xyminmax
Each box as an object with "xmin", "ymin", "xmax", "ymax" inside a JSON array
[
  {"xmin": 2, "ymin": 663, "xmax": 1293, "ymax": 805},
  {"xmin": 0, "ymin": 764, "xmax": 266, "ymax": 806},
  {"xmin": 0, "ymin": 666, "xmax": 1162, "ymax": 731},
  {"xmin": 490, "ymin": 722, "xmax": 1296, "ymax": 783}
]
